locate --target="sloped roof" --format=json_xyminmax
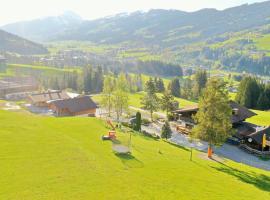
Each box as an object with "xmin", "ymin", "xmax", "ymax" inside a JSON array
[
  {"xmin": 50, "ymin": 96, "xmax": 97, "ymax": 114},
  {"xmin": 29, "ymin": 90, "xmax": 69, "ymax": 103},
  {"xmin": 247, "ymin": 126, "xmax": 270, "ymax": 144},
  {"xmin": 173, "ymin": 101, "xmax": 257, "ymax": 123}
]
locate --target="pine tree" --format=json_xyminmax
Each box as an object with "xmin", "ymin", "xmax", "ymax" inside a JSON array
[
  {"xmin": 161, "ymin": 90, "xmax": 175, "ymax": 118},
  {"xmin": 161, "ymin": 121, "xmax": 172, "ymax": 139},
  {"xmin": 236, "ymin": 77, "xmax": 261, "ymax": 108},
  {"xmin": 169, "ymin": 78, "xmax": 181, "ymax": 97},
  {"xmin": 192, "ymin": 69, "xmax": 207, "ymax": 98},
  {"xmin": 141, "ymin": 78, "xmax": 159, "ymax": 121},
  {"xmin": 192, "ymin": 78, "xmax": 233, "ymax": 158},
  {"xmin": 134, "ymin": 112, "xmax": 142, "ymax": 131}
]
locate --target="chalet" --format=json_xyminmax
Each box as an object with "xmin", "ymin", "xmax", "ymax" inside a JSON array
[
  {"xmin": 172, "ymin": 101, "xmax": 270, "ymax": 151},
  {"xmin": 0, "ymin": 55, "xmax": 6, "ymax": 72},
  {"xmin": 28, "ymin": 90, "xmax": 69, "ymax": 107},
  {"xmin": 173, "ymin": 101, "xmax": 256, "ymax": 129},
  {"xmin": 49, "ymin": 96, "xmax": 97, "ymax": 117}
]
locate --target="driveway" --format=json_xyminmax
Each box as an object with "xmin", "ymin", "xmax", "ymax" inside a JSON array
[{"xmin": 214, "ymin": 144, "xmax": 270, "ymax": 171}]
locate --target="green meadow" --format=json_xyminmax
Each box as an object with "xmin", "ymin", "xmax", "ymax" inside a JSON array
[{"xmin": 0, "ymin": 109, "xmax": 270, "ymax": 199}]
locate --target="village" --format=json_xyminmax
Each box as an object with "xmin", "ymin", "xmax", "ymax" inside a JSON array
[{"xmin": 1, "ymin": 55, "xmax": 270, "ymax": 170}]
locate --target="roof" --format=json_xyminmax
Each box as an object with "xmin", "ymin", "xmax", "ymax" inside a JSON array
[
  {"xmin": 173, "ymin": 101, "xmax": 257, "ymax": 123},
  {"xmin": 49, "ymin": 96, "xmax": 97, "ymax": 114},
  {"xmin": 29, "ymin": 90, "xmax": 69, "ymax": 103},
  {"xmin": 247, "ymin": 126, "xmax": 270, "ymax": 144}
]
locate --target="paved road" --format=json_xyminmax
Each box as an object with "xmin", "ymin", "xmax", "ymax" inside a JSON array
[{"xmin": 214, "ymin": 144, "xmax": 270, "ymax": 171}]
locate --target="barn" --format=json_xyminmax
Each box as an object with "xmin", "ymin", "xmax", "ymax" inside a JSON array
[
  {"xmin": 28, "ymin": 90, "xmax": 69, "ymax": 107},
  {"xmin": 49, "ymin": 96, "xmax": 97, "ymax": 117}
]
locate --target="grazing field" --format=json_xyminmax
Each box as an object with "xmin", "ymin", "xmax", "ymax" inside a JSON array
[{"xmin": 0, "ymin": 110, "xmax": 270, "ymax": 199}]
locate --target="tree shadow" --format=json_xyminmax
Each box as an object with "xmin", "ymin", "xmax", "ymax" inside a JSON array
[
  {"xmin": 163, "ymin": 140, "xmax": 190, "ymax": 152},
  {"xmin": 115, "ymin": 153, "xmax": 144, "ymax": 169},
  {"xmin": 211, "ymin": 162, "xmax": 270, "ymax": 192}
]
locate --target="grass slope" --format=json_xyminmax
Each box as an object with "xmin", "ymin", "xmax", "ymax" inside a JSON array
[{"xmin": 0, "ymin": 110, "xmax": 270, "ymax": 199}]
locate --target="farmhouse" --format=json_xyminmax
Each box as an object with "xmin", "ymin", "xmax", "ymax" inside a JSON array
[
  {"xmin": 172, "ymin": 101, "xmax": 270, "ymax": 151},
  {"xmin": 28, "ymin": 90, "xmax": 69, "ymax": 107},
  {"xmin": 49, "ymin": 96, "xmax": 97, "ymax": 117}
]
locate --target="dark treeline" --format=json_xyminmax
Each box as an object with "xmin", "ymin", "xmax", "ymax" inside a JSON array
[
  {"xmin": 202, "ymin": 47, "xmax": 270, "ymax": 75},
  {"xmin": 236, "ymin": 76, "xmax": 270, "ymax": 110}
]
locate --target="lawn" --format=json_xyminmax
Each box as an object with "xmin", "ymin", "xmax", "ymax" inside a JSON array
[
  {"xmin": 247, "ymin": 109, "xmax": 270, "ymax": 126},
  {"xmin": 0, "ymin": 110, "xmax": 270, "ymax": 199},
  {"xmin": 93, "ymin": 92, "xmax": 196, "ymax": 110}
]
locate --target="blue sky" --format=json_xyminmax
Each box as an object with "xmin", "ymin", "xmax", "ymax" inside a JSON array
[{"xmin": 0, "ymin": 0, "xmax": 267, "ymax": 25}]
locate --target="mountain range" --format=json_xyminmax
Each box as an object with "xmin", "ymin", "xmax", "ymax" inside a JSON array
[{"xmin": 2, "ymin": 1, "xmax": 270, "ymax": 47}]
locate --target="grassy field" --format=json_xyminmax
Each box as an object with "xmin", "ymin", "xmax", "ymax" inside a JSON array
[
  {"xmin": 0, "ymin": 109, "xmax": 270, "ymax": 199},
  {"xmin": 93, "ymin": 91, "xmax": 196, "ymax": 110}
]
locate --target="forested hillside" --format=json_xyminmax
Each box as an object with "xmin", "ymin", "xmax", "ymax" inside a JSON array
[{"xmin": 0, "ymin": 30, "xmax": 48, "ymax": 55}]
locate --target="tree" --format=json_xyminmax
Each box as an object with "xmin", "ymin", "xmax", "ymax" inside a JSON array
[
  {"xmin": 141, "ymin": 93, "xmax": 159, "ymax": 122},
  {"xmin": 154, "ymin": 77, "xmax": 165, "ymax": 93},
  {"xmin": 182, "ymin": 78, "xmax": 193, "ymax": 99},
  {"xmin": 134, "ymin": 112, "xmax": 142, "ymax": 131},
  {"xmin": 161, "ymin": 121, "xmax": 172, "ymax": 139},
  {"xmin": 235, "ymin": 77, "xmax": 261, "ymax": 108},
  {"xmin": 141, "ymin": 78, "xmax": 159, "ymax": 121},
  {"xmin": 257, "ymin": 89, "xmax": 270, "ymax": 110},
  {"xmin": 112, "ymin": 73, "xmax": 129, "ymax": 122},
  {"xmin": 160, "ymin": 90, "xmax": 175, "ymax": 118},
  {"xmin": 169, "ymin": 78, "xmax": 181, "ymax": 97},
  {"xmin": 192, "ymin": 69, "xmax": 207, "ymax": 98},
  {"xmin": 101, "ymin": 76, "xmax": 115, "ymax": 117},
  {"xmin": 191, "ymin": 78, "xmax": 233, "ymax": 158},
  {"xmin": 83, "ymin": 65, "xmax": 93, "ymax": 94}
]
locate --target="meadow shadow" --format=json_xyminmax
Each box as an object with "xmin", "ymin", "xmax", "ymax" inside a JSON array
[
  {"xmin": 115, "ymin": 153, "xmax": 144, "ymax": 168},
  {"xmin": 211, "ymin": 162, "xmax": 270, "ymax": 192}
]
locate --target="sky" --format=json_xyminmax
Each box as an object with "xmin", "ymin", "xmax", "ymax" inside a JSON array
[{"xmin": 0, "ymin": 0, "xmax": 267, "ymax": 25}]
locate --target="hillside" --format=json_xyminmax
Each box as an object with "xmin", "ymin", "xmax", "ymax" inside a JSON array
[
  {"xmin": 2, "ymin": 11, "xmax": 82, "ymax": 42},
  {"xmin": 49, "ymin": 1, "xmax": 270, "ymax": 46},
  {"xmin": 3, "ymin": 1, "xmax": 270, "ymax": 46},
  {"xmin": 0, "ymin": 30, "xmax": 48, "ymax": 55},
  {"xmin": 0, "ymin": 109, "xmax": 269, "ymax": 199}
]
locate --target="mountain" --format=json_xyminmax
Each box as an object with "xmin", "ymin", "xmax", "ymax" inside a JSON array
[
  {"xmin": 2, "ymin": 1, "xmax": 270, "ymax": 47},
  {"xmin": 54, "ymin": 1, "xmax": 270, "ymax": 46},
  {"xmin": 2, "ymin": 11, "xmax": 82, "ymax": 42},
  {"xmin": 0, "ymin": 29, "xmax": 48, "ymax": 55}
]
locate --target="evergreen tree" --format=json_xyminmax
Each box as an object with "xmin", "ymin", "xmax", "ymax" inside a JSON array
[
  {"xmin": 161, "ymin": 90, "xmax": 175, "ymax": 118},
  {"xmin": 83, "ymin": 65, "xmax": 93, "ymax": 94},
  {"xmin": 141, "ymin": 78, "xmax": 160, "ymax": 121},
  {"xmin": 192, "ymin": 69, "xmax": 207, "ymax": 98},
  {"xmin": 236, "ymin": 77, "xmax": 261, "ymax": 108},
  {"xmin": 169, "ymin": 78, "xmax": 181, "ymax": 97},
  {"xmin": 257, "ymin": 89, "xmax": 270, "ymax": 110},
  {"xmin": 161, "ymin": 121, "xmax": 172, "ymax": 139},
  {"xmin": 134, "ymin": 112, "xmax": 142, "ymax": 131},
  {"xmin": 192, "ymin": 78, "xmax": 233, "ymax": 158},
  {"xmin": 182, "ymin": 78, "xmax": 193, "ymax": 99}
]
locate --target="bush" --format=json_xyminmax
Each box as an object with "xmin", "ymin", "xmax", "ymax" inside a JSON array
[{"xmin": 161, "ymin": 121, "xmax": 172, "ymax": 139}]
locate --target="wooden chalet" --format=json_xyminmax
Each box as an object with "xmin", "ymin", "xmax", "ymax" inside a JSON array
[
  {"xmin": 173, "ymin": 101, "xmax": 256, "ymax": 128},
  {"xmin": 28, "ymin": 90, "xmax": 69, "ymax": 107},
  {"xmin": 49, "ymin": 96, "xmax": 97, "ymax": 117}
]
